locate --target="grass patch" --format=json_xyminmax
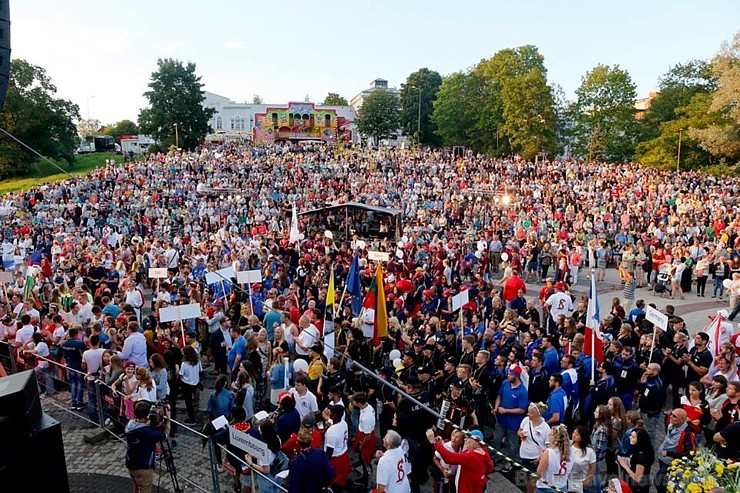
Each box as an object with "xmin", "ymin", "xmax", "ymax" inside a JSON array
[{"xmin": 0, "ymin": 152, "xmax": 123, "ymax": 195}]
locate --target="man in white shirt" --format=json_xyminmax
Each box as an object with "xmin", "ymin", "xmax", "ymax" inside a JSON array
[
  {"xmin": 82, "ymin": 334, "xmax": 106, "ymax": 422},
  {"xmin": 324, "ymin": 404, "xmax": 350, "ymax": 488},
  {"xmin": 13, "ymin": 299, "xmax": 40, "ymax": 322},
  {"xmin": 24, "ymin": 332, "xmax": 55, "ymax": 396},
  {"xmin": 376, "ymin": 430, "xmax": 411, "ymax": 493},
  {"xmin": 352, "ymin": 392, "xmax": 377, "ymax": 488},
  {"xmin": 124, "ymin": 279, "xmax": 144, "ymax": 322},
  {"xmin": 545, "ymin": 281, "xmax": 573, "ymax": 332},
  {"xmin": 289, "ymin": 375, "xmax": 319, "ymax": 419},
  {"xmin": 121, "ymin": 323, "xmax": 148, "ymax": 368},
  {"xmin": 14, "ymin": 314, "xmax": 37, "ymax": 348},
  {"xmin": 295, "ymin": 315, "xmax": 319, "ymax": 358}
]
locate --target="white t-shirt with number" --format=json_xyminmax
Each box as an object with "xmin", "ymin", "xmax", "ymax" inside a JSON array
[
  {"xmin": 536, "ymin": 447, "xmax": 573, "ymax": 490},
  {"xmin": 358, "ymin": 405, "xmax": 376, "ymax": 434},
  {"xmin": 324, "ymin": 419, "xmax": 348, "ymax": 456},
  {"xmin": 376, "ymin": 445, "xmax": 411, "ymax": 493},
  {"xmin": 545, "ymin": 292, "xmax": 573, "ymax": 321}
]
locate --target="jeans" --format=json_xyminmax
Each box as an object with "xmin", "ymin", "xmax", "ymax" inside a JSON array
[
  {"xmin": 35, "ymin": 365, "xmax": 55, "ymax": 396},
  {"xmin": 493, "ymin": 425, "xmax": 519, "ymax": 462},
  {"xmin": 641, "ymin": 411, "xmax": 661, "ymax": 450},
  {"xmin": 713, "ymin": 276, "xmax": 725, "ymax": 297},
  {"xmin": 68, "ymin": 369, "xmax": 84, "ymax": 406}
]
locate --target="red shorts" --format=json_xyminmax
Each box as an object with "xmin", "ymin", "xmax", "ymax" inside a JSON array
[
  {"xmin": 330, "ymin": 451, "xmax": 350, "ymax": 486},
  {"xmin": 353, "ymin": 431, "xmax": 377, "ymax": 464}
]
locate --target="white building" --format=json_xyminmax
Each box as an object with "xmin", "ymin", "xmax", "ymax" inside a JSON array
[
  {"xmin": 349, "ymin": 78, "xmax": 406, "ymax": 146},
  {"xmin": 202, "ymin": 92, "xmax": 358, "ymax": 143}
]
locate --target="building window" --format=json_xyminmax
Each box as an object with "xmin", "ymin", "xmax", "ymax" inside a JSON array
[{"xmin": 216, "ymin": 117, "xmax": 222, "ymax": 129}]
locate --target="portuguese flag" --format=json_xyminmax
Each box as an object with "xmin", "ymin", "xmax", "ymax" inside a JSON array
[{"xmin": 363, "ymin": 263, "xmax": 388, "ymax": 345}]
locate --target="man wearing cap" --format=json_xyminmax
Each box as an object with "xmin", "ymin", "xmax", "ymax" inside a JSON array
[
  {"xmin": 544, "ymin": 281, "xmax": 573, "ymax": 334},
  {"xmin": 493, "ymin": 365, "xmax": 529, "ymax": 471},
  {"xmin": 426, "ymin": 428, "xmax": 494, "ymax": 493}
]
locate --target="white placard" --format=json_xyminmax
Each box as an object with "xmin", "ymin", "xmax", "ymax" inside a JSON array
[
  {"xmin": 0, "ymin": 271, "xmax": 14, "ymax": 284},
  {"xmin": 148, "ymin": 268, "xmax": 168, "ymax": 279},
  {"xmin": 451, "ymin": 290, "xmax": 469, "ymax": 312},
  {"xmin": 645, "ymin": 306, "xmax": 668, "ymax": 331},
  {"xmin": 211, "ymin": 415, "xmax": 229, "ymax": 430},
  {"xmin": 229, "ymin": 426, "xmax": 268, "ymax": 462},
  {"xmin": 205, "ymin": 266, "xmax": 237, "ymax": 285},
  {"xmin": 368, "ymin": 251, "xmax": 390, "ymax": 262},
  {"xmin": 236, "ymin": 269, "xmax": 262, "ymax": 284},
  {"xmin": 158, "ymin": 303, "xmax": 202, "ymax": 322}
]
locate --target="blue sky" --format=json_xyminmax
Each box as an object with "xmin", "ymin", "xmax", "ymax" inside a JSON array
[{"xmin": 13, "ymin": 0, "xmax": 739, "ymax": 124}]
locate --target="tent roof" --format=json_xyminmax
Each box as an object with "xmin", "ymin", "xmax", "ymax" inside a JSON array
[{"xmin": 299, "ymin": 201, "xmax": 400, "ymax": 217}]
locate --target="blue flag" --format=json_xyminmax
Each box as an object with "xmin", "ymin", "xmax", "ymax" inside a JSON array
[
  {"xmin": 29, "ymin": 250, "xmax": 42, "ymax": 266},
  {"xmin": 347, "ymin": 251, "xmax": 362, "ymax": 316}
]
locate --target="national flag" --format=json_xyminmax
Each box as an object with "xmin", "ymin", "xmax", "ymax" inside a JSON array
[
  {"xmin": 28, "ymin": 250, "xmax": 42, "ymax": 266},
  {"xmin": 346, "ymin": 250, "xmax": 362, "ymax": 316},
  {"xmin": 22, "ymin": 273, "xmax": 35, "ymax": 301},
  {"xmin": 363, "ymin": 263, "xmax": 388, "ymax": 345},
  {"xmin": 584, "ymin": 275, "xmax": 604, "ymax": 372},
  {"xmin": 709, "ymin": 313, "xmax": 724, "ymax": 358},
  {"xmin": 324, "ymin": 269, "xmax": 335, "ymax": 359},
  {"xmin": 288, "ymin": 203, "xmax": 301, "ymax": 244}
]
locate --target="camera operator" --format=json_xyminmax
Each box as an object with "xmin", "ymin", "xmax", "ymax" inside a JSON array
[{"xmin": 125, "ymin": 401, "xmax": 170, "ymax": 493}]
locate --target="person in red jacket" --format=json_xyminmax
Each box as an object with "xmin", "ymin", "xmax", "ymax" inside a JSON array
[
  {"xmin": 502, "ymin": 270, "xmax": 527, "ymax": 305},
  {"xmin": 426, "ymin": 428, "xmax": 493, "ymax": 493}
]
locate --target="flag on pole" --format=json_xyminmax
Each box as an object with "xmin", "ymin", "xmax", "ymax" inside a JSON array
[
  {"xmin": 363, "ymin": 263, "xmax": 388, "ymax": 345},
  {"xmin": 346, "ymin": 250, "xmax": 362, "ymax": 316},
  {"xmin": 584, "ymin": 275, "xmax": 604, "ymax": 376},
  {"xmin": 288, "ymin": 203, "xmax": 301, "ymax": 244},
  {"xmin": 324, "ymin": 270, "xmax": 335, "ymax": 359},
  {"xmin": 709, "ymin": 313, "xmax": 724, "ymax": 358},
  {"xmin": 22, "ymin": 273, "xmax": 35, "ymax": 301}
]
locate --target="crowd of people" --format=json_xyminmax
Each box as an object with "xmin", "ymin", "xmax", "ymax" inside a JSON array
[{"xmin": 1, "ymin": 143, "xmax": 740, "ymax": 493}]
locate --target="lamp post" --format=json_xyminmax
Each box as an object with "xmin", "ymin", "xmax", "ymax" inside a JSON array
[
  {"xmin": 410, "ymin": 85, "xmax": 422, "ymax": 145},
  {"xmin": 173, "ymin": 123, "xmax": 180, "ymax": 149},
  {"xmin": 676, "ymin": 128, "xmax": 683, "ymax": 173}
]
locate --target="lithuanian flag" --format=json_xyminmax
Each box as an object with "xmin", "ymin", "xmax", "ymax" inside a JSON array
[{"xmin": 363, "ymin": 263, "xmax": 388, "ymax": 345}]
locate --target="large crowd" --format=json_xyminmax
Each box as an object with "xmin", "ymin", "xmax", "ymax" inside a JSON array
[{"xmin": 1, "ymin": 143, "xmax": 740, "ymax": 493}]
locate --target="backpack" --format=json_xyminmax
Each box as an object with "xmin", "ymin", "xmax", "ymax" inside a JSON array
[{"xmin": 270, "ymin": 450, "xmax": 289, "ymax": 476}]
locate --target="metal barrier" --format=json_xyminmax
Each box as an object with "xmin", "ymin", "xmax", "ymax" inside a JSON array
[{"xmin": 0, "ymin": 339, "xmax": 254, "ymax": 493}]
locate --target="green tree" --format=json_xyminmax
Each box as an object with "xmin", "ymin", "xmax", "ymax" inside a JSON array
[
  {"xmin": 138, "ymin": 58, "xmax": 214, "ymax": 149},
  {"xmin": 252, "ymin": 94, "xmax": 263, "ymax": 104},
  {"xmin": 103, "ymin": 119, "xmax": 139, "ymax": 141},
  {"xmin": 76, "ymin": 119, "xmax": 102, "ymax": 141},
  {"xmin": 570, "ymin": 64, "xmax": 638, "ymax": 161},
  {"xmin": 551, "ymin": 83, "xmax": 571, "ymax": 158},
  {"xmin": 400, "ymin": 68, "xmax": 442, "ymax": 146},
  {"xmin": 432, "ymin": 71, "xmax": 479, "ymax": 147},
  {"xmin": 322, "ymin": 93, "xmax": 348, "ymax": 106},
  {"xmin": 0, "ymin": 59, "xmax": 79, "ymax": 176},
  {"xmin": 690, "ymin": 32, "xmax": 740, "ymax": 161},
  {"xmin": 356, "ymin": 90, "xmax": 401, "ymax": 144}
]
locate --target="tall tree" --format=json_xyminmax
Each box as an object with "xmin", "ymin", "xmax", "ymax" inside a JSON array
[
  {"xmin": 432, "ymin": 71, "xmax": 479, "ymax": 147},
  {"xmin": 252, "ymin": 94, "xmax": 263, "ymax": 104},
  {"xmin": 103, "ymin": 119, "xmax": 139, "ymax": 141},
  {"xmin": 76, "ymin": 119, "xmax": 102, "ymax": 141},
  {"xmin": 356, "ymin": 90, "xmax": 401, "ymax": 145},
  {"xmin": 551, "ymin": 83, "xmax": 572, "ymax": 158},
  {"xmin": 138, "ymin": 58, "xmax": 214, "ymax": 150},
  {"xmin": 570, "ymin": 64, "xmax": 638, "ymax": 161},
  {"xmin": 400, "ymin": 68, "xmax": 442, "ymax": 146},
  {"xmin": 690, "ymin": 32, "xmax": 740, "ymax": 161},
  {"xmin": 322, "ymin": 93, "xmax": 348, "ymax": 106},
  {"xmin": 0, "ymin": 59, "xmax": 79, "ymax": 176}
]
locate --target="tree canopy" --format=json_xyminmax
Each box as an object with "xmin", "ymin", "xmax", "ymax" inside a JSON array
[
  {"xmin": 356, "ymin": 90, "xmax": 401, "ymax": 145},
  {"xmin": 0, "ymin": 59, "xmax": 79, "ymax": 177},
  {"xmin": 400, "ymin": 68, "xmax": 442, "ymax": 146},
  {"xmin": 322, "ymin": 93, "xmax": 348, "ymax": 106},
  {"xmin": 138, "ymin": 58, "xmax": 214, "ymax": 150},
  {"xmin": 103, "ymin": 119, "xmax": 139, "ymax": 142}
]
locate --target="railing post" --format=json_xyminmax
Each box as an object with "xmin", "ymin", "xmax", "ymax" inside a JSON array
[
  {"xmin": 207, "ymin": 438, "xmax": 222, "ymax": 493},
  {"xmin": 95, "ymin": 380, "xmax": 106, "ymax": 428}
]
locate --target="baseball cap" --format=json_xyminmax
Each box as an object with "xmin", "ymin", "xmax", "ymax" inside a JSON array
[
  {"xmin": 554, "ymin": 281, "xmax": 566, "ymax": 291},
  {"xmin": 418, "ymin": 365, "xmax": 433, "ymax": 375},
  {"xmin": 508, "ymin": 365, "xmax": 523, "ymax": 377},
  {"xmin": 468, "ymin": 429, "xmax": 484, "ymax": 442}
]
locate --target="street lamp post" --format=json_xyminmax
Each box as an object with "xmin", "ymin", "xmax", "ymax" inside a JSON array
[
  {"xmin": 410, "ymin": 85, "xmax": 422, "ymax": 145},
  {"xmin": 677, "ymin": 128, "xmax": 683, "ymax": 173},
  {"xmin": 173, "ymin": 123, "xmax": 180, "ymax": 149}
]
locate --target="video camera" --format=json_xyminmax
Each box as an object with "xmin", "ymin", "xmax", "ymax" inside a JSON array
[{"xmin": 148, "ymin": 401, "xmax": 170, "ymax": 428}]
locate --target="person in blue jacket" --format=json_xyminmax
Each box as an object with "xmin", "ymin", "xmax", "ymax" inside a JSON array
[{"xmin": 125, "ymin": 401, "xmax": 169, "ymax": 491}]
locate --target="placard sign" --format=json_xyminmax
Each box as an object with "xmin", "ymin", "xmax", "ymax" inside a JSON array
[
  {"xmin": 159, "ymin": 303, "xmax": 203, "ymax": 323},
  {"xmin": 0, "ymin": 271, "xmax": 14, "ymax": 284},
  {"xmin": 229, "ymin": 426, "xmax": 268, "ymax": 462},
  {"xmin": 645, "ymin": 306, "xmax": 668, "ymax": 331},
  {"xmin": 451, "ymin": 290, "xmax": 469, "ymax": 312},
  {"xmin": 205, "ymin": 266, "xmax": 236, "ymax": 285},
  {"xmin": 236, "ymin": 270, "xmax": 262, "ymax": 284},
  {"xmin": 368, "ymin": 251, "xmax": 390, "ymax": 262},
  {"xmin": 148, "ymin": 268, "xmax": 168, "ymax": 279}
]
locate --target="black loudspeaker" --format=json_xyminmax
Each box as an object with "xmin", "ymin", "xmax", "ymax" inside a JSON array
[
  {"xmin": 0, "ymin": 0, "xmax": 9, "ymax": 113},
  {"xmin": 0, "ymin": 413, "xmax": 70, "ymax": 493},
  {"xmin": 0, "ymin": 369, "xmax": 42, "ymax": 439}
]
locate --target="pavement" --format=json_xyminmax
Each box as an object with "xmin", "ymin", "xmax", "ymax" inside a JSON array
[{"xmin": 46, "ymin": 267, "xmax": 731, "ymax": 493}]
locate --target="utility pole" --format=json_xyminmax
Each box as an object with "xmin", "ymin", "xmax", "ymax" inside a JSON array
[
  {"xmin": 676, "ymin": 128, "xmax": 683, "ymax": 173},
  {"xmin": 173, "ymin": 123, "xmax": 180, "ymax": 149},
  {"xmin": 411, "ymin": 86, "xmax": 422, "ymax": 146}
]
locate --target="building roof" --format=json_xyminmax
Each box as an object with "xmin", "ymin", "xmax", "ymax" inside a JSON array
[{"xmin": 299, "ymin": 201, "xmax": 400, "ymax": 217}]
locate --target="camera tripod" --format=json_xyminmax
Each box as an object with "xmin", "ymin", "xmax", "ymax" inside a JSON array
[{"xmin": 156, "ymin": 437, "xmax": 184, "ymax": 493}]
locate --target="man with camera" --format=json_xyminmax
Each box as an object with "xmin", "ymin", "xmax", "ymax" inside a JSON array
[{"xmin": 125, "ymin": 401, "xmax": 170, "ymax": 493}]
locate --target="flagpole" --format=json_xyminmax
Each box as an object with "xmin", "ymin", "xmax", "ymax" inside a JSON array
[{"xmin": 336, "ymin": 281, "xmax": 348, "ymax": 319}]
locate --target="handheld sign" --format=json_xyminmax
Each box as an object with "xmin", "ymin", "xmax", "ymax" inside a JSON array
[
  {"xmin": 0, "ymin": 271, "xmax": 14, "ymax": 284},
  {"xmin": 148, "ymin": 268, "xmax": 168, "ymax": 279},
  {"xmin": 159, "ymin": 303, "xmax": 203, "ymax": 323},
  {"xmin": 645, "ymin": 306, "xmax": 668, "ymax": 331},
  {"xmin": 367, "ymin": 251, "xmax": 390, "ymax": 262},
  {"xmin": 205, "ymin": 266, "xmax": 237, "ymax": 285},
  {"xmin": 451, "ymin": 290, "xmax": 469, "ymax": 312},
  {"xmin": 236, "ymin": 269, "xmax": 262, "ymax": 284},
  {"xmin": 229, "ymin": 426, "xmax": 268, "ymax": 462}
]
